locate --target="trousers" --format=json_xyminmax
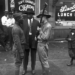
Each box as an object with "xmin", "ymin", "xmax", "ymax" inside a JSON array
[
  {"xmin": 37, "ymin": 42, "xmax": 50, "ymax": 72},
  {"xmin": 23, "ymin": 48, "xmax": 37, "ymax": 71}
]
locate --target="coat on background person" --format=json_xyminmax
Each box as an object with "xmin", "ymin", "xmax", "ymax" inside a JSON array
[
  {"xmin": 1, "ymin": 11, "xmax": 9, "ymax": 48},
  {"xmin": 66, "ymin": 29, "xmax": 75, "ymax": 66},
  {"xmin": 1, "ymin": 11, "xmax": 15, "ymax": 50},
  {"xmin": 6, "ymin": 12, "xmax": 15, "ymax": 50}
]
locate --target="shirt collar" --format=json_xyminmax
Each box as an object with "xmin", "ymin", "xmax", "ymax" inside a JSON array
[{"xmin": 28, "ymin": 18, "xmax": 33, "ymax": 23}]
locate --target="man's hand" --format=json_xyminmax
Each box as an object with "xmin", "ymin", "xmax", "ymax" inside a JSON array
[
  {"xmin": 68, "ymin": 38, "xmax": 71, "ymax": 41},
  {"xmin": 37, "ymin": 35, "xmax": 41, "ymax": 40},
  {"xmin": 35, "ymin": 36, "xmax": 37, "ymax": 41},
  {"xmin": 37, "ymin": 27, "xmax": 41, "ymax": 31}
]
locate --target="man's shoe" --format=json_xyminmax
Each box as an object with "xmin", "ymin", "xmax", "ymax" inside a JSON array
[
  {"xmin": 22, "ymin": 70, "xmax": 27, "ymax": 75},
  {"xmin": 67, "ymin": 63, "xmax": 73, "ymax": 66},
  {"xmin": 42, "ymin": 72, "xmax": 46, "ymax": 75},
  {"xmin": 31, "ymin": 70, "xmax": 35, "ymax": 75}
]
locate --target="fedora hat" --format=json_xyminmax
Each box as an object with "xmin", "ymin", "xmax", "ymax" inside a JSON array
[
  {"xmin": 24, "ymin": 8, "xmax": 35, "ymax": 15},
  {"xmin": 37, "ymin": 10, "xmax": 51, "ymax": 18}
]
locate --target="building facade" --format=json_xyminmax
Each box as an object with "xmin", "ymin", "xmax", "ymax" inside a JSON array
[{"xmin": 0, "ymin": 0, "xmax": 52, "ymax": 17}]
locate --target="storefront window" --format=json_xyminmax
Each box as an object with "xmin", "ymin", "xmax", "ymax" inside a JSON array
[{"xmin": 55, "ymin": 2, "xmax": 75, "ymax": 26}]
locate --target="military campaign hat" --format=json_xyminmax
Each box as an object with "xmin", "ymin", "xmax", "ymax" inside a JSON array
[
  {"xmin": 37, "ymin": 10, "xmax": 51, "ymax": 18},
  {"xmin": 13, "ymin": 13, "xmax": 22, "ymax": 22}
]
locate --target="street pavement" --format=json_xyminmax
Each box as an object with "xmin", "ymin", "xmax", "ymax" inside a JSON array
[{"xmin": 0, "ymin": 42, "xmax": 75, "ymax": 75}]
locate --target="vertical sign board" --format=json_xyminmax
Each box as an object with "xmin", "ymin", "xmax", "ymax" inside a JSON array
[
  {"xmin": 55, "ymin": 2, "xmax": 75, "ymax": 26},
  {"xmin": 15, "ymin": 0, "xmax": 35, "ymax": 14}
]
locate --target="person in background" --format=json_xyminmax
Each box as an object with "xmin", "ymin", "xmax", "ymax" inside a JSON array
[
  {"xmin": 36, "ymin": 10, "xmax": 52, "ymax": 75},
  {"xmin": 1, "ymin": 11, "xmax": 15, "ymax": 50},
  {"xmin": 6, "ymin": 12, "xmax": 15, "ymax": 27},
  {"xmin": 1, "ymin": 11, "xmax": 8, "ymax": 26},
  {"xmin": 0, "ymin": 21, "xmax": 5, "ymax": 48},
  {"xmin": 21, "ymin": 8, "xmax": 40, "ymax": 75},
  {"xmin": 6, "ymin": 12, "xmax": 15, "ymax": 50},
  {"xmin": 11, "ymin": 13, "xmax": 26, "ymax": 75},
  {"xmin": 66, "ymin": 29, "xmax": 75, "ymax": 66},
  {"xmin": 1, "ymin": 11, "xmax": 9, "ymax": 50}
]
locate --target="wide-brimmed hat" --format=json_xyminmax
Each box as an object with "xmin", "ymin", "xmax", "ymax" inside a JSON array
[{"xmin": 37, "ymin": 10, "xmax": 51, "ymax": 18}]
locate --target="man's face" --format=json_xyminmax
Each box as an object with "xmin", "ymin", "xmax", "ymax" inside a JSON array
[
  {"xmin": 9, "ymin": 14, "xmax": 13, "ymax": 18},
  {"xmin": 72, "ymin": 32, "xmax": 74, "ymax": 35},
  {"xmin": 27, "ymin": 14, "xmax": 33, "ymax": 19},
  {"xmin": 42, "ymin": 17, "xmax": 46, "ymax": 23},
  {"xmin": 71, "ymin": 31, "xmax": 74, "ymax": 35}
]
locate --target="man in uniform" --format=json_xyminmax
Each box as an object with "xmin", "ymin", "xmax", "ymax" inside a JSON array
[
  {"xmin": 10, "ymin": 13, "xmax": 26, "ymax": 75},
  {"xmin": 66, "ymin": 29, "xmax": 75, "ymax": 66},
  {"xmin": 37, "ymin": 10, "xmax": 52, "ymax": 75}
]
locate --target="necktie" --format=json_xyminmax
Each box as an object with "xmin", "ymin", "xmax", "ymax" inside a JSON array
[{"xmin": 28, "ymin": 19, "xmax": 32, "ymax": 35}]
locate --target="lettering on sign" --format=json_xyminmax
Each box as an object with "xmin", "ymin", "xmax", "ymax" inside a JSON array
[
  {"xmin": 55, "ymin": 2, "xmax": 75, "ymax": 25},
  {"xmin": 19, "ymin": 4, "xmax": 34, "ymax": 11},
  {"xmin": 17, "ymin": 0, "xmax": 35, "ymax": 12},
  {"xmin": 25, "ymin": 1, "xmax": 35, "ymax": 5},
  {"xmin": 18, "ymin": 0, "xmax": 35, "ymax": 5},
  {"xmin": 18, "ymin": 0, "xmax": 25, "ymax": 5},
  {"xmin": 10, "ymin": 0, "xmax": 15, "ymax": 8},
  {"xmin": 60, "ymin": 4, "xmax": 75, "ymax": 12},
  {"xmin": 58, "ymin": 13, "xmax": 73, "ymax": 17}
]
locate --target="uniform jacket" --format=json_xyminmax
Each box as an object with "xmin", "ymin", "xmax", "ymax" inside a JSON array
[
  {"xmin": 38, "ymin": 22, "xmax": 52, "ymax": 43},
  {"xmin": 20, "ymin": 17, "xmax": 40, "ymax": 49},
  {"xmin": 12, "ymin": 24, "xmax": 26, "ymax": 58},
  {"xmin": 66, "ymin": 32, "xmax": 75, "ymax": 49}
]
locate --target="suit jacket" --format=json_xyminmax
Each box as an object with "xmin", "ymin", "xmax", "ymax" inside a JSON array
[
  {"xmin": 12, "ymin": 24, "xmax": 26, "ymax": 58},
  {"xmin": 38, "ymin": 22, "xmax": 52, "ymax": 43},
  {"xmin": 21, "ymin": 17, "xmax": 40, "ymax": 49}
]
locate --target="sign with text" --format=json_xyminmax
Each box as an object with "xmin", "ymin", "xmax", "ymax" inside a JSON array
[
  {"xmin": 10, "ymin": 0, "xmax": 15, "ymax": 8},
  {"xmin": 15, "ymin": 0, "xmax": 35, "ymax": 13},
  {"xmin": 55, "ymin": 2, "xmax": 75, "ymax": 21}
]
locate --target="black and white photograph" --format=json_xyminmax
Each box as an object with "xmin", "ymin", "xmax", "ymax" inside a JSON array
[{"xmin": 0, "ymin": 0, "xmax": 75, "ymax": 75}]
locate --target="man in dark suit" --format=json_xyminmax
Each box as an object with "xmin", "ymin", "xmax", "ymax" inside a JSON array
[{"xmin": 21, "ymin": 8, "xmax": 40, "ymax": 75}]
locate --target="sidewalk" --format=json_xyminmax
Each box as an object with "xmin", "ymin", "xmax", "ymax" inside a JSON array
[
  {"xmin": 0, "ymin": 42, "xmax": 75, "ymax": 75},
  {"xmin": 0, "ymin": 61, "xmax": 66, "ymax": 75}
]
